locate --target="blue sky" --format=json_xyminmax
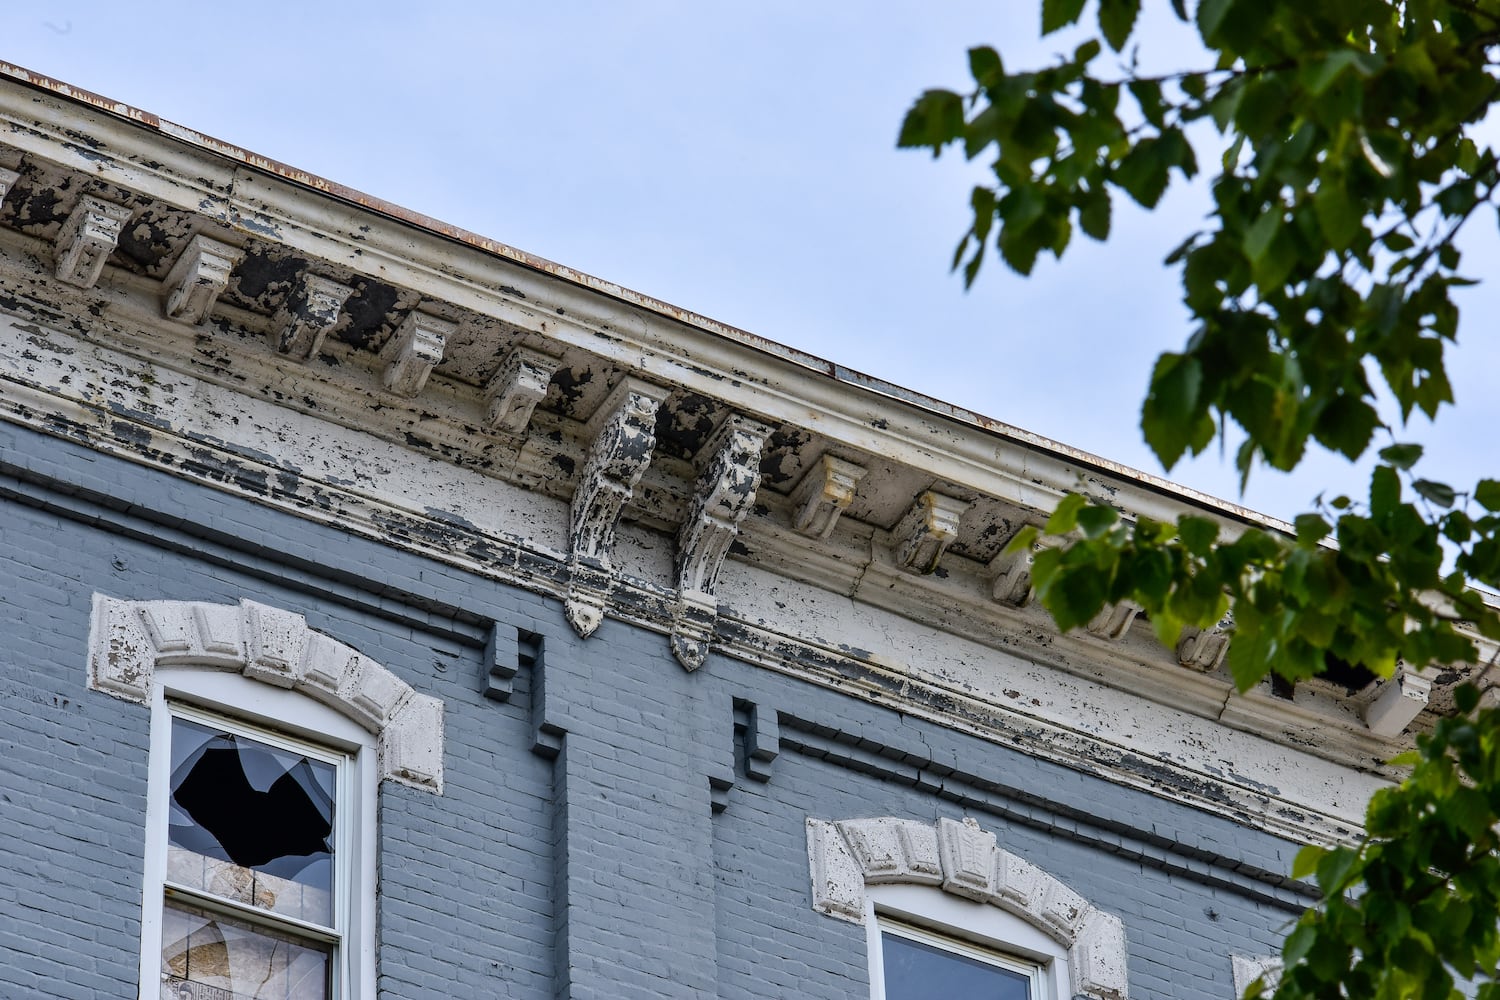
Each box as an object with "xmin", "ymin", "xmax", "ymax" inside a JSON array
[{"xmin": 9, "ymin": 3, "xmax": 1496, "ymax": 522}]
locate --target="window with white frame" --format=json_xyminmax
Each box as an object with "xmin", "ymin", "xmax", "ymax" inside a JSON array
[
  {"xmin": 865, "ymin": 885, "xmax": 1069, "ymax": 1000},
  {"xmin": 140, "ymin": 670, "xmax": 377, "ymax": 1000}
]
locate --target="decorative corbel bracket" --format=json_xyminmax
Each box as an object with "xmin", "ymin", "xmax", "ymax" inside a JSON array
[
  {"xmin": 381, "ymin": 310, "xmax": 454, "ymax": 397},
  {"xmin": 485, "ymin": 345, "xmax": 561, "ymax": 435},
  {"xmin": 0, "ymin": 167, "xmax": 21, "ymax": 203},
  {"xmin": 1176, "ymin": 620, "xmax": 1231, "ymax": 672},
  {"xmin": 163, "ymin": 233, "xmax": 243, "ymax": 324},
  {"xmin": 54, "ymin": 195, "xmax": 131, "ymax": 289},
  {"xmin": 672, "ymin": 414, "xmax": 772, "ymax": 669},
  {"xmin": 1364, "ymin": 665, "xmax": 1433, "ymax": 736},
  {"xmin": 986, "ymin": 523, "xmax": 1068, "ymax": 606},
  {"xmin": 1086, "ymin": 601, "xmax": 1142, "ymax": 640},
  {"xmin": 565, "ymin": 377, "xmax": 671, "ymax": 637},
  {"xmin": 892, "ymin": 490, "xmax": 970, "ymax": 574},
  {"xmin": 272, "ymin": 272, "xmax": 354, "ymax": 360},
  {"xmin": 789, "ymin": 454, "xmax": 866, "ymax": 539}
]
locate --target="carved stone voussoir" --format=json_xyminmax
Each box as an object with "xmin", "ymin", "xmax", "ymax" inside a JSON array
[
  {"xmin": 382, "ymin": 310, "xmax": 455, "ymax": 397},
  {"xmin": 893, "ymin": 490, "xmax": 970, "ymax": 575},
  {"xmin": 55, "ymin": 195, "xmax": 132, "ymax": 289},
  {"xmin": 0, "ymin": 167, "xmax": 19, "ymax": 202},
  {"xmin": 565, "ymin": 378, "xmax": 670, "ymax": 636},
  {"xmin": 162, "ymin": 233, "xmax": 243, "ymax": 324},
  {"xmin": 790, "ymin": 454, "xmax": 867, "ymax": 539},
  {"xmin": 272, "ymin": 272, "xmax": 354, "ymax": 361},
  {"xmin": 485, "ymin": 345, "xmax": 561, "ymax": 435}
]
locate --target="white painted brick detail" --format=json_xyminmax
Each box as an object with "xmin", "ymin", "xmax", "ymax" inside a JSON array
[
  {"xmin": 1073, "ymin": 910, "xmax": 1131, "ymax": 1000},
  {"xmin": 348, "ymin": 657, "xmax": 410, "ymax": 731},
  {"xmin": 937, "ymin": 816, "xmax": 997, "ymax": 900},
  {"xmin": 84, "ymin": 595, "xmax": 442, "ymax": 794},
  {"xmin": 808, "ymin": 815, "xmax": 1131, "ymax": 1000},
  {"xmin": 381, "ymin": 692, "xmax": 444, "ymax": 792},
  {"xmin": 88, "ymin": 595, "xmax": 155, "ymax": 703},
  {"xmin": 806, "ymin": 819, "xmax": 865, "ymax": 923},
  {"xmin": 243, "ymin": 601, "xmax": 308, "ymax": 688}
]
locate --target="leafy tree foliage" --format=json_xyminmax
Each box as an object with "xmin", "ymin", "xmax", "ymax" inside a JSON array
[{"xmin": 902, "ymin": 2, "xmax": 1500, "ymax": 997}]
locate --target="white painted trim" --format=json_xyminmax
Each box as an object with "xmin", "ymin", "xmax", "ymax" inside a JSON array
[
  {"xmin": 87, "ymin": 594, "xmax": 443, "ymax": 793},
  {"xmin": 867, "ymin": 885, "xmax": 1068, "ymax": 1000},
  {"xmin": 808, "ymin": 816, "xmax": 1130, "ymax": 1000},
  {"xmin": 137, "ymin": 669, "xmax": 377, "ymax": 1000},
  {"xmin": 1230, "ymin": 954, "xmax": 1283, "ymax": 997}
]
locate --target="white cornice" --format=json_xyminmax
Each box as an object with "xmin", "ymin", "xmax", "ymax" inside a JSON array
[{"xmin": 0, "ymin": 76, "xmax": 1288, "ymax": 536}]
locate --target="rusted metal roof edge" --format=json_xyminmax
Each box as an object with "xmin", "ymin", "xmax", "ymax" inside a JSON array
[{"xmin": 0, "ymin": 60, "xmax": 1290, "ymax": 533}]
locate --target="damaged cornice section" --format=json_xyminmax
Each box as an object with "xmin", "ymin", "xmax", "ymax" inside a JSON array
[
  {"xmin": 485, "ymin": 345, "xmax": 561, "ymax": 436},
  {"xmin": 381, "ymin": 310, "xmax": 454, "ymax": 397},
  {"xmin": 789, "ymin": 454, "xmax": 866, "ymax": 540},
  {"xmin": 566, "ymin": 377, "xmax": 671, "ymax": 637},
  {"xmin": 273, "ymin": 272, "xmax": 354, "ymax": 360},
  {"xmin": 673, "ymin": 414, "xmax": 772, "ymax": 670},
  {"xmin": 163, "ymin": 233, "xmax": 242, "ymax": 324}
]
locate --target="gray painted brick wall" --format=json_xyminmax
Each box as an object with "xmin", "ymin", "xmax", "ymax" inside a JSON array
[{"xmin": 0, "ymin": 420, "xmax": 1305, "ymax": 999}]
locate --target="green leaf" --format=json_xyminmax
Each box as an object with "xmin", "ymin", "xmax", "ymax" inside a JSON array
[
  {"xmin": 1371, "ymin": 465, "xmax": 1400, "ymax": 519},
  {"xmin": 1115, "ymin": 139, "xmax": 1171, "ymax": 208},
  {"xmin": 1046, "ymin": 493, "xmax": 1088, "ymax": 535},
  {"xmin": 1413, "ymin": 479, "xmax": 1457, "ymax": 508},
  {"xmin": 968, "ymin": 46, "xmax": 1003, "ymax": 86},
  {"xmin": 1292, "ymin": 844, "xmax": 1328, "ymax": 880},
  {"xmin": 1475, "ymin": 480, "xmax": 1500, "ymax": 512},
  {"xmin": 1128, "ymin": 79, "xmax": 1165, "ymax": 128},
  {"xmin": 1079, "ymin": 185, "xmax": 1112, "ymax": 240},
  {"xmin": 1003, "ymin": 524, "xmax": 1039, "ymax": 556},
  {"xmin": 1097, "ymin": 0, "xmax": 1141, "ymax": 52},
  {"xmin": 1313, "ymin": 175, "xmax": 1360, "ymax": 250},
  {"xmin": 1283, "ymin": 922, "xmax": 1317, "ymax": 967},
  {"xmin": 1041, "ymin": 0, "xmax": 1088, "ymax": 34},
  {"xmin": 1378, "ymin": 443, "xmax": 1424, "ymax": 470},
  {"xmin": 1076, "ymin": 504, "xmax": 1119, "ymax": 538},
  {"xmin": 1295, "ymin": 513, "xmax": 1331, "ymax": 546},
  {"xmin": 1142, "ymin": 353, "xmax": 1214, "ymax": 469},
  {"xmin": 1315, "ymin": 846, "xmax": 1360, "ymax": 894},
  {"xmin": 1178, "ymin": 516, "xmax": 1219, "ymax": 556},
  {"xmin": 898, "ymin": 90, "xmax": 967, "ymax": 151},
  {"xmin": 1301, "ymin": 49, "xmax": 1365, "ymax": 96},
  {"xmin": 1242, "ymin": 210, "xmax": 1280, "ymax": 264}
]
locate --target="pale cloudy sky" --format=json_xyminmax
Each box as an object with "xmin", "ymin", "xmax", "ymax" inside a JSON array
[{"xmin": 9, "ymin": 3, "xmax": 1496, "ymax": 522}]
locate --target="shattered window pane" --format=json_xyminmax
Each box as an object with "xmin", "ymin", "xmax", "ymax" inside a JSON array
[
  {"xmin": 161, "ymin": 898, "xmax": 330, "ymax": 1000},
  {"xmin": 167, "ymin": 717, "xmax": 336, "ymax": 928}
]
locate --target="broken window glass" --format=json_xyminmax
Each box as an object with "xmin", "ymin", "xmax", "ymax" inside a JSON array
[
  {"xmin": 161, "ymin": 898, "xmax": 331, "ymax": 1000},
  {"xmin": 166, "ymin": 717, "xmax": 336, "ymax": 928}
]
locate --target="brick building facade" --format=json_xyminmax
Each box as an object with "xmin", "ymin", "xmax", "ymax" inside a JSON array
[{"xmin": 0, "ymin": 66, "xmax": 1469, "ymax": 999}]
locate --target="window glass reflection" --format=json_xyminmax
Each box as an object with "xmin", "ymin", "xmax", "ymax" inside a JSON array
[
  {"xmin": 881, "ymin": 930, "xmax": 1033, "ymax": 1000},
  {"xmin": 167, "ymin": 718, "xmax": 336, "ymax": 927}
]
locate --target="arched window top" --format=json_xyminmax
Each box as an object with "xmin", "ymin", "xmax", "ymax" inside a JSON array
[
  {"xmin": 807, "ymin": 816, "xmax": 1129, "ymax": 1000},
  {"xmin": 88, "ymin": 594, "xmax": 443, "ymax": 793}
]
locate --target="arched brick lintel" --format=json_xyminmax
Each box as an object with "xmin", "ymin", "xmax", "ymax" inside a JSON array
[
  {"xmin": 87, "ymin": 594, "xmax": 443, "ymax": 793},
  {"xmin": 807, "ymin": 816, "xmax": 1129, "ymax": 1000}
]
